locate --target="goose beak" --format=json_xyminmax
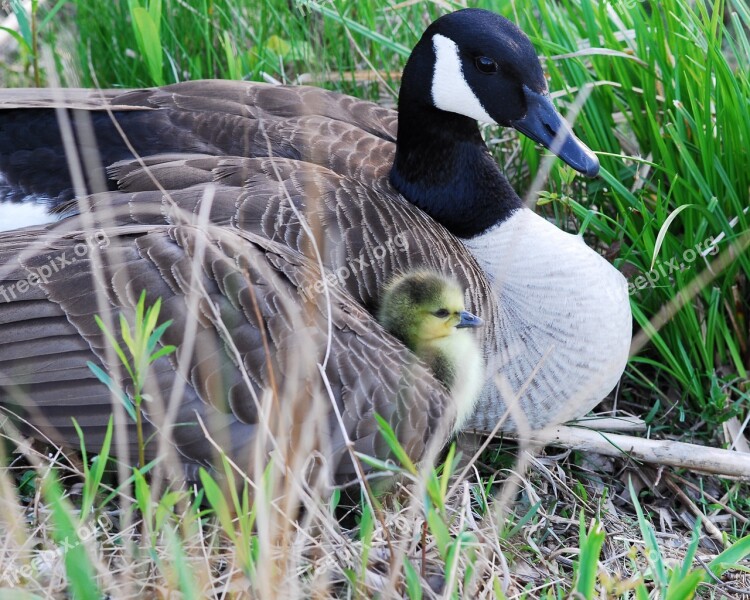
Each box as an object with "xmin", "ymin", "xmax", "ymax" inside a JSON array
[
  {"xmin": 509, "ymin": 86, "xmax": 600, "ymax": 177},
  {"xmin": 456, "ymin": 310, "xmax": 483, "ymax": 329}
]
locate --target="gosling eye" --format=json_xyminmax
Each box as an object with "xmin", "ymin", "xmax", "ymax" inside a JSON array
[
  {"xmin": 474, "ymin": 56, "xmax": 499, "ymax": 74},
  {"xmin": 433, "ymin": 308, "xmax": 450, "ymax": 319}
]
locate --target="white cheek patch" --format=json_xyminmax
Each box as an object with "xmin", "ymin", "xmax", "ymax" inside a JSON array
[
  {"xmin": 0, "ymin": 202, "xmax": 56, "ymax": 231},
  {"xmin": 431, "ymin": 33, "xmax": 495, "ymax": 124}
]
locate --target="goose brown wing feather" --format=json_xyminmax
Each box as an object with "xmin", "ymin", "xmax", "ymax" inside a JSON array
[
  {"xmin": 54, "ymin": 154, "xmax": 498, "ymax": 369},
  {"xmin": 0, "ymin": 221, "xmax": 455, "ymax": 483},
  {"xmin": 106, "ymin": 155, "xmax": 496, "ymax": 347},
  {"xmin": 142, "ymin": 81, "xmax": 397, "ymax": 142},
  {"xmin": 0, "ymin": 87, "xmax": 143, "ymax": 110},
  {"xmin": 1, "ymin": 81, "xmax": 397, "ymax": 207}
]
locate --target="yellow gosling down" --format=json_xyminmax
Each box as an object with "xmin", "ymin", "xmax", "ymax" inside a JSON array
[{"xmin": 378, "ymin": 271, "xmax": 484, "ymax": 433}]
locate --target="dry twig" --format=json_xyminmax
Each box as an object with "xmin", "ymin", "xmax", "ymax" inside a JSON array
[{"xmin": 509, "ymin": 423, "xmax": 750, "ymax": 480}]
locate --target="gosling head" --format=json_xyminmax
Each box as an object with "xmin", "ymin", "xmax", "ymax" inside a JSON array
[{"xmin": 378, "ymin": 270, "xmax": 483, "ymax": 353}]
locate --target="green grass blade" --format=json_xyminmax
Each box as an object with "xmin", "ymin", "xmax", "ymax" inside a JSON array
[{"xmin": 41, "ymin": 472, "xmax": 101, "ymax": 600}]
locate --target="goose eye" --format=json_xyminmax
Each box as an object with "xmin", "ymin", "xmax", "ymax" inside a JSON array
[
  {"xmin": 433, "ymin": 309, "xmax": 450, "ymax": 318},
  {"xmin": 474, "ymin": 56, "xmax": 498, "ymax": 74}
]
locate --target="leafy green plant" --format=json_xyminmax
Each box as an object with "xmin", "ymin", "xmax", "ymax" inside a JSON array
[
  {"xmin": 72, "ymin": 416, "xmax": 113, "ymax": 523},
  {"xmin": 133, "ymin": 467, "xmax": 187, "ymax": 546},
  {"xmin": 87, "ymin": 291, "xmax": 175, "ymax": 468},
  {"xmin": 572, "ymin": 513, "xmax": 606, "ymax": 598},
  {"xmin": 199, "ymin": 460, "xmax": 258, "ymax": 578},
  {"xmin": 40, "ymin": 469, "xmax": 101, "ymax": 599},
  {"xmin": 366, "ymin": 415, "xmax": 480, "ymax": 597},
  {"xmin": 127, "ymin": 0, "xmax": 164, "ymax": 85},
  {"xmin": 0, "ymin": 0, "xmax": 67, "ymax": 86},
  {"xmin": 0, "ymin": 1, "xmax": 39, "ymax": 85},
  {"xmin": 629, "ymin": 478, "xmax": 750, "ymax": 599}
]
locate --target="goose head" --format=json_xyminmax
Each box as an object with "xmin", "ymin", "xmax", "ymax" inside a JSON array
[
  {"xmin": 378, "ymin": 271, "xmax": 483, "ymax": 354},
  {"xmin": 391, "ymin": 8, "xmax": 599, "ymax": 237}
]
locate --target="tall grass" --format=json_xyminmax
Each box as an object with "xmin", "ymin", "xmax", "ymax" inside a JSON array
[
  {"xmin": 69, "ymin": 0, "xmax": 422, "ymax": 94},
  {"xmin": 511, "ymin": 0, "xmax": 750, "ymax": 431}
]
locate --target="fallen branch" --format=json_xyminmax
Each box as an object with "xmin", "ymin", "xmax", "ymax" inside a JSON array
[
  {"xmin": 663, "ymin": 476, "xmax": 726, "ymax": 547},
  {"xmin": 509, "ymin": 424, "xmax": 750, "ymax": 481}
]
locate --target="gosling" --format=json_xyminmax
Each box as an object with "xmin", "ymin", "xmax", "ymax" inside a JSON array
[{"xmin": 378, "ymin": 270, "xmax": 484, "ymax": 432}]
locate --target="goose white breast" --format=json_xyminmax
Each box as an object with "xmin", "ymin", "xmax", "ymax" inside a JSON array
[{"xmin": 463, "ymin": 208, "xmax": 631, "ymax": 429}]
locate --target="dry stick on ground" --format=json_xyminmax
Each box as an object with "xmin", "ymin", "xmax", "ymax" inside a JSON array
[
  {"xmin": 662, "ymin": 475, "xmax": 726, "ymax": 547},
  {"xmin": 508, "ymin": 424, "xmax": 750, "ymax": 480},
  {"xmin": 571, "ymin": 416, "xmax": 647, "ymax": 432},
  {"xmin": 673, "ymin": 474, "xmax": 750, "ymax": 525}
]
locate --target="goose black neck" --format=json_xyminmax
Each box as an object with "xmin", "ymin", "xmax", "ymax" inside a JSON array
[{"xmin": 389, "ymin": 105, "xmax": 522, "ymax": 239}]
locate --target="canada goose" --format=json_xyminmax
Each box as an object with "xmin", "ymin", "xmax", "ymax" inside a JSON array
[
  {"xmin": 0, "ymin": 9, "xmax": 632, "ymax": 474},
  {"xmin": 378, "ymin": 271, "xmax": 484, "ymax": 432}
]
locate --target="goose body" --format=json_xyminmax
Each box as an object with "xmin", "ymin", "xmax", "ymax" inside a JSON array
[
  {"xmin": 378, "ymin": 271, "xmax": 484, "ymax": 431},
  {"xmin": 0, "ymin": 9, "xmax": 632, "ymax": 478}
]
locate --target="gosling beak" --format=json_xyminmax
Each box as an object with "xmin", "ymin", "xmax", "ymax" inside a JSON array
[
  {"xmin": 509, "ymin": 85, "xmax": 600, "ymax": 178},
  {"xmin": 456, "ymin": 310, "xmax": 483, "ymax": 329}
]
